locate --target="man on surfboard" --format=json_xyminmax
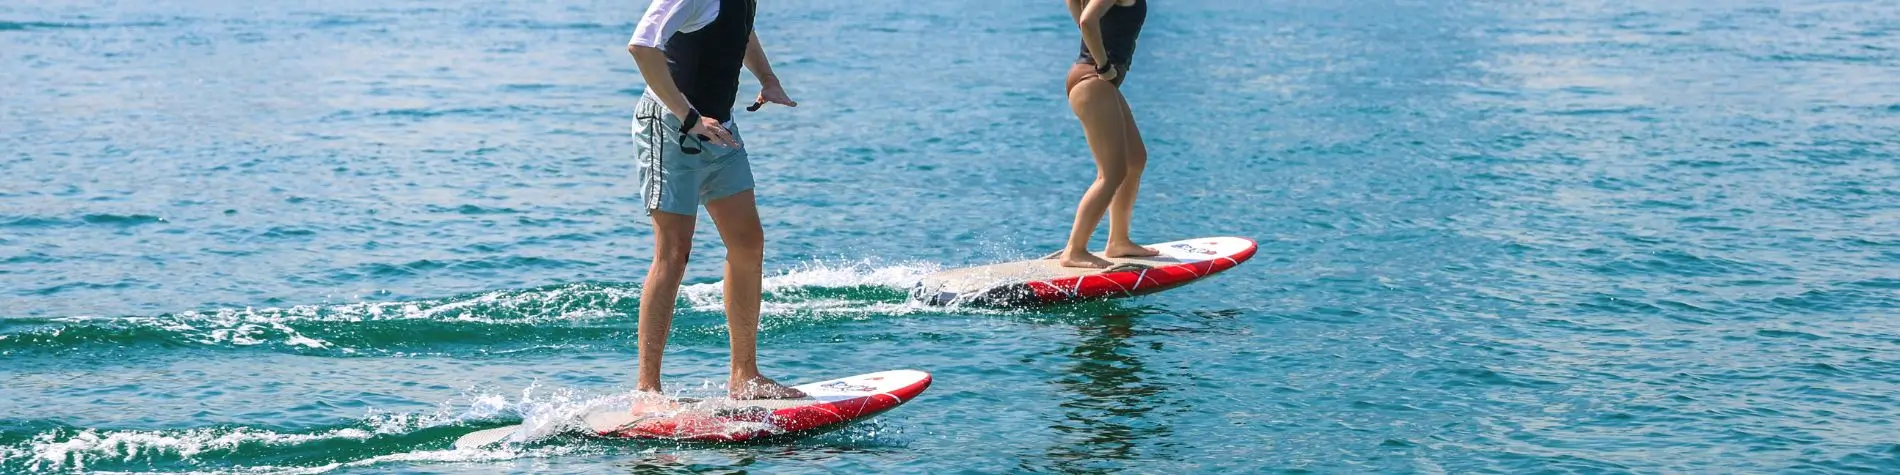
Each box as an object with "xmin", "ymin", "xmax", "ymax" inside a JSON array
[{"xmin": 624, "ymin": 0, "xmax": 804, "ymax": 403}]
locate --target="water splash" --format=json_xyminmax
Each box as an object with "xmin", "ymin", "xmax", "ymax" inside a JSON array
[
  {"xmin": 0, "ymin": 383, "xmax": 641, "ymax": 473},
  {"xmin": 0, "ymin": 408, "xmax": 457, "ymax": 474},
  {"xmin": 680, "ymin": 259, "xmax": 940, "ymax": 311},
  {"xmin": 1, "ymin": 261, "xmax": 981, "ymax": 357}
]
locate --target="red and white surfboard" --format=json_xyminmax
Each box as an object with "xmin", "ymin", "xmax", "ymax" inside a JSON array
[
  {"xmin": 911, "ymin": 236, "xmax": 1257, "ymax": 307},
  {"xmin": 453, "ymin": 370, "xmax": 932, "ymax": 448},
  {"xmin": 587, "ymin": 370, "xmax": 932, "ymax": 442}
]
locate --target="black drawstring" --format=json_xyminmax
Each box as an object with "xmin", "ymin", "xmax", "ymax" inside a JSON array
[{"xmin": 677, "ymin": 133, "xmax": 703, "ymax": 155}]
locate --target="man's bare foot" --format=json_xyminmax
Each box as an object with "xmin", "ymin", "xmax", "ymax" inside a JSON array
[
  {"xmin": 729, "ymin": 376, "xmax": 807, "ymax": 400},
  {"xmin": 1059, "ymin": 250, "xmax": 1115, "ymax": 269},
  {"xmin": 629, "ymin": 390, "xmax": 679, "ymax": 415},
  {"xmin": 1104, "ymin": 242, "xmax": 1160, "ymax": 258}
]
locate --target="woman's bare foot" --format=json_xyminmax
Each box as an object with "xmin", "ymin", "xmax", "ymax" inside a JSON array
[
  {"xmin": 1059, "ymin": 249, "xmax": 1115, "ymax": 269},
  {"xmin": 729, "ymin": 376, "xmax": 807, "ymax": 400},
  {"xmin": 1104, "ymin": 241, "xmax": 1160, "ymax": 258}
]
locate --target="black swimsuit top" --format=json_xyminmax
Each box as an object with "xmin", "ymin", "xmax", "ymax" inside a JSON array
[{"xmin": 1077, "ymin": 0, "xmax": 1147, "ymax": 68}]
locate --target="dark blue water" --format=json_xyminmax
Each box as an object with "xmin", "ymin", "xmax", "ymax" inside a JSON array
[{"xmin": 5, "ymin": 0, "xmax": 1900, "ymax": 472}]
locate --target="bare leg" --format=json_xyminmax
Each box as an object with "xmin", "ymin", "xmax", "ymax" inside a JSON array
[
  {"xmin": 705, "ymin": 190, "xmax": 805, "ymax": 400},
  {"xmin": 635, "ymin": 209, "xmax": 696, "ymax": 408},
  {"xmin": 1060, "ymin": 76, "xmax": 1132, "ymax": 269},
  {"xmin": 1105, "ymin": 95, "xmax": 1159, "ymax": 258}
]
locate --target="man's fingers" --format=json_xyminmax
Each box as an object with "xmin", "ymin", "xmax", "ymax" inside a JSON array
[
  {"xmin": 688, "ymin": 122, "xmax": 736, "ymax": 148},
  {"xmin": 711, "ymin": 126, "xmax": 739, "ymax": 148}
]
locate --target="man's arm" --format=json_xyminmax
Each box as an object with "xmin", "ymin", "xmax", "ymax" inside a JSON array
[
  {"xmin": 626, "ymin": 0, "xmax": 736, "ymax": 146},
  {"xmin": 629, "ymin": 45, "xmax": 695, "ymax": 122},
  {"xmin": 627, "ymin": 0, "xmax": 701, "ymax": 122},
  {"xmin": 743, "ymin": 32, "xmax": 796, "ymax": 108},
  {"xmin": 742, "ymin": 32, "xmax": 777, "ymax": 88}
]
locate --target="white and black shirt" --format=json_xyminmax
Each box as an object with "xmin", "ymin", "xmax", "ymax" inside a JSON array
[
  {"xmin": 628, "ymin": 0, "xmax": 756, "ymax": 123},
  {"xmin": 629, "ymin": 0, "xmax": 723, "ymax": 49}
]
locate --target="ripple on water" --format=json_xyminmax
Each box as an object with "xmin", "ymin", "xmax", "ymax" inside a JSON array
[{"xmin": 5, "ymin": 0, "xmax": 1900, "ymax": 472}]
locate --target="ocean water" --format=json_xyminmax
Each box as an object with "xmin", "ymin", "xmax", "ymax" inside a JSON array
[{"xmin": 5, "ymin": 0, "xmax": 1900, "ymax": 472}]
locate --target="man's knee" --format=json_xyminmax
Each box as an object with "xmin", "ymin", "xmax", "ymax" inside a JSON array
[
  {"xmin": 650, "ymin": 227, "xmax": 694, "ymax": 274},
  {"xmin": 725, "ymin": 229, "xmax": 764, "ymax": 264}
]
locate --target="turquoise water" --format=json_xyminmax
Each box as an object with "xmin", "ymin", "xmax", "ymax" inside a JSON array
[{"xmin": 5, "ymin": 0, "xmax": 1900, "ymax": 472}]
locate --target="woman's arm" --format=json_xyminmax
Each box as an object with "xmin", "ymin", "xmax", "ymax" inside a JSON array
[{"xmin": 1074, "ymin": 0, "xmax": 1116, "ymax": 69}]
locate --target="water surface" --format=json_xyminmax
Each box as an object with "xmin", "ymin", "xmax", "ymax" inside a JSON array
[{"xmin": 4, "ymin": 0, "xmax": 1900, "ymax": 472}]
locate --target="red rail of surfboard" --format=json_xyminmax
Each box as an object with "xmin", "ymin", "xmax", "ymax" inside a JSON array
[
  {"xmin": 1025, "ymin": 238, "xmax": 1258, "ymax": 303},
  {"xmin": 597, "ymin": 374, "xmax": 933, "ymax": 442}
]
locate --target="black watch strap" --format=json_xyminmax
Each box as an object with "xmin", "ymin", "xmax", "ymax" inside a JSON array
[{"xmin": 679, "ymin": 109, "xmax": 700, "ymax": 135}]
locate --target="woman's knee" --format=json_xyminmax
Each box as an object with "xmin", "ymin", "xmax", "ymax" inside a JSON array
[
  {"xmin": 1125, "ymin": 146, "xmax": 1148, "ymax": 170},
  {"xmin": 1096, "ymin": 166, "xmax": 1129, "ymax": 188}
]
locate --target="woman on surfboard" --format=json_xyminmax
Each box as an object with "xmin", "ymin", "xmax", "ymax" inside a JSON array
[{"xmin": 1058, "ymin": 0, "xmax": 1158, "ymax": 269}]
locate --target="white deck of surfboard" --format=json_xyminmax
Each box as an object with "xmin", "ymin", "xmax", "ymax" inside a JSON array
[
  {"xmin": 916, "ymin": 237, "xmax": 1255, "ymax": 295},
  {"xmin": 453, "ymin": 370, "xmax": 926, "ymax": 449}
]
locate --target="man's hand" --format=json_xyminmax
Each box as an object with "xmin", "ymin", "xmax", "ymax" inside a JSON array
[
  {"xmin": 688, "ymin": 116, "xmax": 739, "ymax": 148},
  {"xmin": 755, "ymin": 82, "xmax": 797, "ymax": 109}
]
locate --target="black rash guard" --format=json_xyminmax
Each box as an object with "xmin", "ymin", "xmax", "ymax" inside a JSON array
[{"xmin": 664, "ymin": 0, "xmax": 755, "ymax": 123}]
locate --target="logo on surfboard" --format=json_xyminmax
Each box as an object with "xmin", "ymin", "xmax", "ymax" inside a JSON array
[
  {"xmin": 821, "ymin": 381, "xmax": 879, "ymax": 392},
  {"xmin": 1171, "ymin": 243, "xmax": 1216, "ymax": 255}
]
